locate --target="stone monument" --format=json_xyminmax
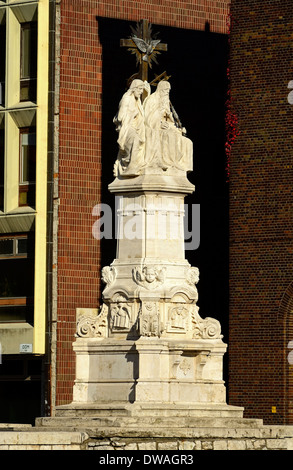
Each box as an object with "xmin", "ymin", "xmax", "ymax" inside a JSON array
[
  {"xmin": 12, "ymin": 21, "xmax": 293, "ymax": 450},
  {"xmin": 0, "ymin": 20, "xmax": 293, "ymax": 452},
  {"xmin": 55, "ymin": 20, "xmax": 245, "ymax": 424}
]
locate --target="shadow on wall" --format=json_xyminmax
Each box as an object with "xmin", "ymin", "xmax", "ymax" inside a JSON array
[{"xmin": 97, "ymin": 16, "xmax": 229, "ymax": 371}]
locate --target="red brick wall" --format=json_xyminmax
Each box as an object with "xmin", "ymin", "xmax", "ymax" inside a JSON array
[
  {"xmin": 55, "ymin": 0, "xmax": 230, "ymax": 406},
  {"xmin": 97, "ymin": 0, "xmax": 230, "ymax": 33},
  {"xmin": 56, "ymin": 0, "xmax": 103, "ymax": 405},
  {"xmin": 229, "ymin": 0, "xmax": 293, "ymax": 424}
]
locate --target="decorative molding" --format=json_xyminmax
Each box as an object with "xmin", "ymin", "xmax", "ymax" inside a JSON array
[
  {"xmin": 179, "ymin": 358, "xmax": 191, "ymax": 376},
  {"xmin": 75, "ymin": 305, "xmax": 108, "ymax": 338},
  {"xmin": 139, "ymin": 301, "xmax": 161, "ymax": 337},
  {"xmin": 191, "ymin": 306, "xmax": 222, "ymax": 340}
]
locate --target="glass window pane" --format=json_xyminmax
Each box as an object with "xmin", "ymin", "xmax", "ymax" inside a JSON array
[
  {"xmin": 21, "ymin": 28, "xmax": 30, "ymax": 78},
  {"xmin": 0, "ymin": 234, "xmax": 34, "ymax": 323},
  {"xmin": 21, "ymin": 144, "xmax": 29, "ymax": 182},
  {"xmin": 20, "ymin": 130, "xmax": 36, "ymax": 184},
  {"xmin": 0, "ymin": 258, "xmax": 34, "ymax": 297},
  {"xmin": 0, "ymin": 304, "xmax": 28, "ymax": 322},
  {"xmin": 21, "ymin": 24, "xmax": 37, "ymax": 79},
  {"xmin": 0, "ymin": 238, "xmax": 14, "ymax": 256},
  {"xmin": 17, "ymin": 238, "xmax": 28, "ymax": 254},
  {"xmin": 20, "ymin": 22, "xmax": 37, "ymax": 102},
  {"xmin": 0, "ymin": 122, "xmax": 4, "ymax": 211},
  {"xmin": 0, "ymin": 22, "xmax": 6, "ymax": 107}
]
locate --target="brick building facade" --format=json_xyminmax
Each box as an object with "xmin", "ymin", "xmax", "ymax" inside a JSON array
[
  {"xmin": 228, "ymin": 0, "xmax": 293, "ymax": 424},
  {"xmin": 52, "ymin": 0, "xmax": 293, "ymax": 424},
  {"xmin": 2, "ymin": 0, "xmax": 291, "ymax": 427}
]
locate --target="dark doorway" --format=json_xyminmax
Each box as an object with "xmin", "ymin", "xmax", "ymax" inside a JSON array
[
  {"xmin": 97, "ymin": 17, "xmax": 229, "ymax": 382},
  {"xmin": 0, "ymin": 356, "xmax": 42, "ymax": 424}
]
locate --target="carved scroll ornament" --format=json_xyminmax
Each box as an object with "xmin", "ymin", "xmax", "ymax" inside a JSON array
[
  {"xmin": 75, "ymin": 304, "xmax": 108, "ymax": 338},
  {"xmin": 191, "ymin": 306, "xmax": 222, "ymax": 340}
]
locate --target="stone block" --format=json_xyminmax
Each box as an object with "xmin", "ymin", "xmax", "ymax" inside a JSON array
[
  {"xmin": 179, "ymin": 440, "xmax": 195, "ymax": 450},
  {"xmin": 213, "ymin": 440, "xmax": 228, "ymax": 450},
  {"xmin": 111, "ymin": 439, "xmax": 126, "ymax": 447},
  {"xmin": 52, "ymin": 445, "xmax": 71, "ymax": 450},
  {"xmin": 137, "ymin": 441, "xmax": 157, "ymax": 450},
  {"xmin": 245, "ymin": 440, "xmax": 254, "ymax": 450},
  {"xmin": 157, "ymin": 441, "xmax": 178, "ymax": 450},
  {"xmin": 124, "ymin": 443, "xmax": 138, "ymax": 450},
  {"xmin": 227, "ymin": 440, "xmax": 246, "ymax": 450},
  {"xmin": 201, "ymin": 441, "xmax": 213, "ymax": 450},
  {"xmin": 93, "ymin": 446, "xmax": 113, "ymax": 450},
  {"xmin": 252, "ymin": 439, "xmax": 266, "ymax": 450},
  {"xmin": 194, "ymin": 440, "xmax": 202, "ymax": 450},
  {"xmin": 266, "ymin": 439, "xmax": 288, "ymax": 450}
]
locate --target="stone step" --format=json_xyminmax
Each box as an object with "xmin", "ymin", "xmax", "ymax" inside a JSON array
[
  {"xmin": 54, "ymin": 402, "xmax": 245, "ymax": 419},
  {"xmin": 0, "ymin": 423, "xmax": 32, "ymax": 431},
  {"xmin": 35, "ymin": 415, "xmax": 263, "ymax": 430},
  {"xmin": 1, "ymin": 426, "xmax": 293, "ymax": 450},
  {"xmin": 0, "ymin": 430, "xmax": 88, "ymax": 449}
]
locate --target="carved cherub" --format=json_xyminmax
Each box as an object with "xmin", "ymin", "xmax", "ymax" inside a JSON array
[
  {"xmin": 186, "ymin": 267, "xmax": 199, "ymax": 286},
  {"xmin": 101, "ymin": 266, "xmax": 116, "ymax": 287},
  {"xmin": 132, "ymin": 265, "xmax": 166, "ymax": 290}
]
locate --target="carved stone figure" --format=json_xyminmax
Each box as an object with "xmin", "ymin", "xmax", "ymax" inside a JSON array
[
  {"xmin": 186, "ymin": 267, "xmax": 199, "ymax": 286},
  {"xmin": 132, "ymin": 264, "xmax": 166, "ymax": 290},
  {"xmin": 139, "ymin": 301, "xmax": 160, "ymax": 336},
  {"xmin": 101, "ymin": 266, "xmax": 117, "ymax": 288},
  {"xmin": 110, "ymin": 295, "xmax": 131, "ymax": 331},
  {"xmin": 113, "ymin": 79, "xmax": 150, "ymax": 177},
  {"xmin": 169, "ymin": 303, "xmax": 189, "ymax": 330},
  {"xmin": 143, "ymin": 80, "xmax": 193, "ymax": 172}
]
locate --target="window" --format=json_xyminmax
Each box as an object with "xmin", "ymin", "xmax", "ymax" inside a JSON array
[
  {"xmin": 0, "ymin": 236, "xmax": 28, "ymax": 258},
  {"xmin": 0, "ymin": 22, "xmax": 5, "ymax": 107},
  {"xmin": 0, "ymin": 234, "xmax": 34, "ymax": 323},
  {"xmin": 0, "ymin": 120, "xmax": 4, "ymax": 211},
  {"xmin": 20, "ymin": 22, "xmax": 37, "ymax": 102},
  {"xmin": 19, "ymin": 127, "xmax": 36, "ymax": 207}
]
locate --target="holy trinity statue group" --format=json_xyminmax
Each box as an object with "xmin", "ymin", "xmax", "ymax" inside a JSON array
[{"xmin": 113, "ymin": 79, "xmax": 193, "ymax": 177}]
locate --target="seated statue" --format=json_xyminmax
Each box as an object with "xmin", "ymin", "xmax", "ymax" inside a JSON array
[
  {"xmin": 113, "ymin": 79, "xmax": 150, "ymax": 177},
  {"xmin": 143, "ymin": 80, "xmax": 193, "ymax": 173},
  {"xmin": 113, "ymin": 79, "xmax": 193, "ymax": 177}
]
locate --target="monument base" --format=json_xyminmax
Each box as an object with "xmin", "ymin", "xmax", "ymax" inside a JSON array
[
  {"xmin": 38, "ymin": 334, "xmax": 264, "ymax": 433},
  {"xmin": 71, "ymin": 336, "xmax": 228, "ymax": 406},
  {"xmin": 32, "ymin": 317, "xmax": 293, "ymax": 451}
]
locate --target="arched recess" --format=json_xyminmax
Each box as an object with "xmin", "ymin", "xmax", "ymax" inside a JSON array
[{"xmin": 278, "ymin": 281, "xmax": 293, "ymax": 424}]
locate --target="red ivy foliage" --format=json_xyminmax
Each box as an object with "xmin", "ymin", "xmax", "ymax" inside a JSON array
[{"xmin": 225, "ymin": 12, "xmax": 240, "ymax": 183}]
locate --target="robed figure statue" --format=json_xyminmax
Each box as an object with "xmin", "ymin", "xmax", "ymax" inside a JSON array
[{"xmin": 113, "ymin": 79, "xmax": 193, "ymax": 177}]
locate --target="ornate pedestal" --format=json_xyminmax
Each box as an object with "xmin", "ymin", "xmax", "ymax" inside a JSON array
[{"xmin": 70, "ymin": 170, "xmax": 234, "ymax": 418}]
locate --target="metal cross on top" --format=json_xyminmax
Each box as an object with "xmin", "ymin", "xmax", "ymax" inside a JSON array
[{"xmin": 120, "ymin": 19, "xmax": 168, "ymax": 82}]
